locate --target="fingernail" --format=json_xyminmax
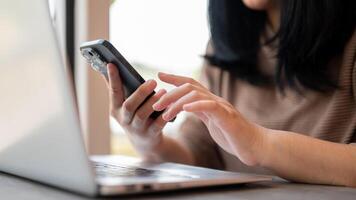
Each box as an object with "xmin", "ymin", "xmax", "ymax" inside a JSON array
[
  {"xmin": 152, "ymin": 103, "xmax": 159, "ymax": 110},
  {"xmin": 162, "ymin": 112, "xmax": 170, "ymax": 121}
]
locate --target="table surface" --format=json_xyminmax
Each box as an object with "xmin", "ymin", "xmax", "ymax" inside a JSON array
[{"xmin": 1, "ymin": 172, "xmax": 356, "ymax": 200}]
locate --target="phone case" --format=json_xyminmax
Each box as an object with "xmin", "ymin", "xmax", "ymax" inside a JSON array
[{"xmin": 80, "ymin": 39, "xmax": 172, "ymax": 121}]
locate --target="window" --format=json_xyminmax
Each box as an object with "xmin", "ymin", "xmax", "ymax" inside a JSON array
[{"xmin": 109, "ymin": 0, "xmax": 209, "ymax": 155}]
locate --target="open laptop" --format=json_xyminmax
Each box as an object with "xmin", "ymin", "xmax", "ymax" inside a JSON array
[{"xmin": 0, "ymin": 0, "xmax": 271, "ymax": 196}]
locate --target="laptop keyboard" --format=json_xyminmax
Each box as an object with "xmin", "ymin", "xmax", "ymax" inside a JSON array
[{"xmin": 93, "ymin": 162, "xmax": 192, "ymax": 179}]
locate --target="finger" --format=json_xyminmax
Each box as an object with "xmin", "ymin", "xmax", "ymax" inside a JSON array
[
  {"xmin": 183, "ymin": 100, "xmax": 225, "ymax": 119},
  {"xmin": 107, "ymin": 63, "xmax": 124, "ymax": 109},
  {"xmin": 162, "ymin": 90, "xmax": 207, "ymax": 121},
  {"xmin": 184, "ymin": 101, "xmax": 247, "ymax": 133},
  {"xmin": 131, "ymin": 89, "xmax": 167, "ymax": 128},
  {"xmin": 152, "ymin": 83, "xmax": 201, "ymax": 111},
  {"xmin": 148, "ymin": 115, "xmax": 168, "ymax": 135},
  {"xmin": 121, "ymin": 80, "xmax": 157, "ymax": 124},
  {"xmin": 158, "ymin": 72, "xmax": 201, "ymax": 87}
]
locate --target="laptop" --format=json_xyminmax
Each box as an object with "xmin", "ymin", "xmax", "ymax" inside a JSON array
[{"xmin": 0, "ymin": 0, "xmax": 271, "ymax": 196}]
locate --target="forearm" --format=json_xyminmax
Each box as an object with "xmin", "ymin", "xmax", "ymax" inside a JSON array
[
  {"xmin": 138, "ymin": 134, "xmax": 195, "ymax": 165},
  {"xmin": 259, "ymin": 128, "xmax": 356, "ymax": 187},
  {"xmin": 145, "ymin": 70, "xmax": 356, "ymax": 187}
]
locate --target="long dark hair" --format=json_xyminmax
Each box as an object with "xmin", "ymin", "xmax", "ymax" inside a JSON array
[{"xmin": 206, "ymin": 0, "xmax": 356, "ymax": 92}]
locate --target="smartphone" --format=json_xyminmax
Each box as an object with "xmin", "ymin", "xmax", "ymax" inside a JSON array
[{"xmin": 80, "ymin": 39, "xmax": 173, "ymax": 121}]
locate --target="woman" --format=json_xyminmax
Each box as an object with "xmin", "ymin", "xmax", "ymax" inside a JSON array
[{"xmin": 105, "ymin": 0, "xmax": 356, "ymax": 187}]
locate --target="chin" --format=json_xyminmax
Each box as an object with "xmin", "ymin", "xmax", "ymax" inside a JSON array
[{"xmin": 242, "ymin": 0, "xmax": 271, "ymax": 10}]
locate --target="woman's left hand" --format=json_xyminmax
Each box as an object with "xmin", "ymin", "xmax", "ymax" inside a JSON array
[{"xmin": 152, "ymin": 72, "xmax": 267, "ymax": 166}]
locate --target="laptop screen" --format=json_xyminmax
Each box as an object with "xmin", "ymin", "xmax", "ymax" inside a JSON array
[{"xmin": 0, "ymin": 0, "xmax": 97, "ymax": 195}]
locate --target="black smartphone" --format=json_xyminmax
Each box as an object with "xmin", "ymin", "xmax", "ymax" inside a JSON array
[{"xmin": 80, "ymin": 39, "xmax": 173, "ymax": 121}]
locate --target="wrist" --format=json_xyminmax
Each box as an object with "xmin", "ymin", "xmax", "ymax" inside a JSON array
[{"xmin": 253, "ymin": 125, "xmax": 273, "ymax": 167}]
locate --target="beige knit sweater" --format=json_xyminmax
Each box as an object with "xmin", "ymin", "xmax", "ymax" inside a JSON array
[{"xmin": 178, "ymin": 30, "xmax": 356, "ymax": 174}]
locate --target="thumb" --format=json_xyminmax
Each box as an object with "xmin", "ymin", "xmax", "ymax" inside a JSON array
[{"xmin": 107, "ymin": 63, "xmax": 124, "ymax": 108}]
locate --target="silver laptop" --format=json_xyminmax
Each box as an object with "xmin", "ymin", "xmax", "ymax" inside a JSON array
[{"xmin": 0, "ymin": 0, "xmax": 271, "ymax": 196}]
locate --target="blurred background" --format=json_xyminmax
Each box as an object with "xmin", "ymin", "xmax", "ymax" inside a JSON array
[{"xmin": 48, "ymin": 0, "xmax": 209, "ymax": 156}]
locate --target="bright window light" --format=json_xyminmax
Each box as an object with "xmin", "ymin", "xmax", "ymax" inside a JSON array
[
  {"xmin": 109, "ymin": 0, "xmax": 209, "ymax": 145},
  {"xmin": 110, "ymin": 0, "xmax": 209, "ymax": 78}
]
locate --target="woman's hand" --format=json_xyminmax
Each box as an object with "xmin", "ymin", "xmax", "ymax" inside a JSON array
[
  {"xmin": 153, "ymin": 72, "xmax": 266, "ymax": 166},
  {"xmin": 105, "ymin": 64, "xmax": 169, "ymax": 154}
]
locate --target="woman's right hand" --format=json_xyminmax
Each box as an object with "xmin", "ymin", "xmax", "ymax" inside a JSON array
[{"xmin": 104, "ymin": 63, "xmax": 168, "ymax": 154}]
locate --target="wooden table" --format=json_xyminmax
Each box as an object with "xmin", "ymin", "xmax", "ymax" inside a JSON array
[{"xmin": 1, "ymin": 172, "xmax": 355, "ymax": 200}]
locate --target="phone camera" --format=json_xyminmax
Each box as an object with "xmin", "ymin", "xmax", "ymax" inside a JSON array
[
  {"xmin": 81, "ymin": 49, "xmax": 93, "ymax": 60},
  {"xmin": 81, "ymin": 48, "xmax": 107, "ymax": 76}
]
